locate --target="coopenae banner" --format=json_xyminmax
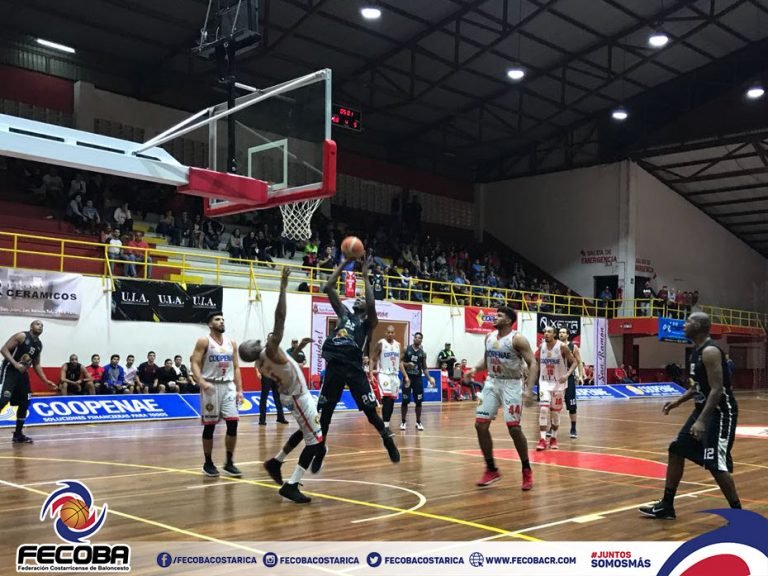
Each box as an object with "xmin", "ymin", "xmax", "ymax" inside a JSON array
[
  {"xmin": 111, "ymin": 280, "xmax": 223, "ymax": 323},
  {"xmin": 0, "ymin": 268, "xmax": 81, "ymax": 320}
]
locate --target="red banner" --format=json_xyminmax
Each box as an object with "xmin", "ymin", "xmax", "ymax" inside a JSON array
[{"xmin": 465, "ymin": 306, "xmax": 517, "ymax": 334}]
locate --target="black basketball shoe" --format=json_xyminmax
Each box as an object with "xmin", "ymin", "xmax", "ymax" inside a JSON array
[
  {"xmin": 382, "ymin": 432, "xmax": 400, "ymax": 463},
  {"xmin": 639, "ymin": 500, "xmax": 676, "ymax": 520},
  {"xmin": 310, "ymin": 444, "xmax": 328, "ymax": 474},
  {"xmin": 202, "ymin": 462, "xmax": 220, "ymax": 477},
  {"xmin": 263, "ymin": 458, "xmax": 283, "ymax": 485},
  {"xmin": 279, "ymin": 482, "xmax": 311, "ymax": 504}
]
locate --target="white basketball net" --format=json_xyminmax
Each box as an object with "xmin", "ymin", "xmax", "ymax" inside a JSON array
[{"xmin": 279, "ymin": 199, "xmax": 323, "ymax": 241}]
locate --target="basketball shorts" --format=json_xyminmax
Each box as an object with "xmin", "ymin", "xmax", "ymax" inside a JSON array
[
  {"xmin": 0, "ymin": 363, "xmax": 30, "ymax": 407},
  {"xmin": 281, "ymin": 392, "xmax": 323, "ymax": 446},
  {"xmin": 402, "ymin": 374, "xmax": 424, "ymax": 403},
  {"xmin": 320, "ymin": 362, "xmax": 377, "ymax": 411},
  {"xmin": 475, "ymin": 378, "xmax": 522, "ymax": 427},
  {"xmin": 539, "ymin": 380, "xmax": 564, "ymax": 412},
  {"xmin": 378, "ymin": 373, "xmax": 400, "ymax": 398},
  {"xmin": 672, "ymin": 408, "xmax": 737, "ymax": 473},
  {"xmin": 200, "ymin": 381, "xmax": 239, "ymax": 425},
  {"xmin": 564, "ymin": 376, "xmax": 577, "ymax": 414}
]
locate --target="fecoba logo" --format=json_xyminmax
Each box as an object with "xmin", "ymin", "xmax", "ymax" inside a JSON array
[{"xmin": 16, "ymin": 480, "xmax": 131, "ymax": 572}]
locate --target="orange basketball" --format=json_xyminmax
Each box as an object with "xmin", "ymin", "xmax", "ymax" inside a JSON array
[
  {"xmin": 341, "ymin": 236, "xmax": 365, "ymax": 259},
  {"xmin": 60, "ymin": 498, "xmax": 90, "ymax": 530}
]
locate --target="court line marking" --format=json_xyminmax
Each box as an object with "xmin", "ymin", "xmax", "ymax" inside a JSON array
[
  {"xmin": 416, "ymin": 446, "xmax": 714, "ymax": 486},
  {"xmin": 184, "ymin": 477, "xmax": 428, "ymax": 524},
  {"xmin": 0, "ymin": 456, "xmax": 539, "ymax": 542},
  {"xmin": 0, "ymin": 478, "xmax": 344, "ymax": 576},
  {"xmin": 505, "ymin": 486, "xmax": 722, "ymax": 538},
  {"xmin": 22, "ymin": 470, "xmax": 171, "ymax": 487}
]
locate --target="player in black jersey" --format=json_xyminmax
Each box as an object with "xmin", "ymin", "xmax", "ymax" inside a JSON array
[
  {"xmin": 401, "ymin": 332, "xmax": 435, "ymax": 431},
  {"xmin": 314, "ymin": 256, "xmax": 400, "ymax": 473},
  {"xmin": 558, "ymin": 327, "xmax": 583, "ymax": 438},
  {"xmin": 59, "ymin": 354, "xmax": 95, "ymax": 396},
  {"xmin": 640, "ymin": 312, "xmax": 740, "ymax": 519},
  {"xmin": 1, "ymin": 321, "xmax": 57, "ymax": 443}
]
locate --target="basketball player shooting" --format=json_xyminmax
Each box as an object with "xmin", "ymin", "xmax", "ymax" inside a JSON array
[
  {"xmin": 239, "ymin": 268, "xmax": 323, "ymax": 504},
  {"xmin": 191, "ymin": 312, "xmax": 243, "ymax": 479},
  {"xmin": 0, "ymin": 320, "xmax": 57, "ymax": 443},
  {"xmin": 314, "ymin": 254, "xmax": 400, "ymax": 473},
  {"xmin": 537, "ymin": 326, "xmax": 577, "ymax": 451},
  {"xmin": 474, "ymin": 307, "xmax": 537, "ymax": 490},
  {"xmin": 640, "ymin": 312, "xmax": 741, "ymax": 519}
]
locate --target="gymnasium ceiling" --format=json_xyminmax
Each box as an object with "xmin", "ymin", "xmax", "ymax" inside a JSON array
[{"xmin": 1, "ymin": 0, "xmax": 768, "ymax": 254}]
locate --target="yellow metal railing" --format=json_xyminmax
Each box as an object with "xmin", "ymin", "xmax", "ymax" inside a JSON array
[{"xmin": 0, "ymin": 231, "xmax": 764, "ymax": 330}]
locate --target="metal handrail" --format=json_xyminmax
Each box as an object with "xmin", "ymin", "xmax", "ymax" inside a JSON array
[{"xmin": 0, "ymin": 231, "xmax": 764, "ymax": 328}]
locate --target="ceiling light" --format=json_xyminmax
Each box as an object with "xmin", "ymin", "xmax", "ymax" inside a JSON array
[
  {"xmin": 746, "ymin": 85, "xmax": 765, "ymax": 100},
  {"xmin": 36, "ymin": 38, "xmax": 76, "ymax": 54},
  {"xmin": 360, "ymin": 6, "xmax": 382, "ymax": 20},
  {"xmin": 506, "ymin": 67, "xmax": 525, "ymax": 81},
  {"xmin": 648, "ymin": 31, "xmax": 669, "ymax": 48},
  {"xmin": 612, "ymin": 107, "xmax": 629, "ymax": 121}
]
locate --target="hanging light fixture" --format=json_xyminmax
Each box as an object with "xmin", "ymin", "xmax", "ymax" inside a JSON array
[
  {"xmin": 648, "ymin": 30, "xmax": 669, "ymax": 48},
  {"xmin": 360, "ymin": 5, "xmax": 382, "ymax": 20},
  {"xmin": 746, "ymin": 83, "xmax": 765, "ymax": 100},
  {"xmin": 612, "ymin": 107, "xmax": 629, "ymax": 121},
  {"xmin": 506, "ymin": 67, "xmax": 525, "ymax": 81}
]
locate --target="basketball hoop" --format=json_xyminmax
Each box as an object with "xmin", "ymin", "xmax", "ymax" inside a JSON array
[{"xmin": 279, "ymin": 198, "xmax": 323, "ymax": 241}]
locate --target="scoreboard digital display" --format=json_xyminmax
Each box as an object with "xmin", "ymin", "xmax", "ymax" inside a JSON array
[{"xmin": 332, "ymin": 104, "xmax": 362, "ymax": 131}]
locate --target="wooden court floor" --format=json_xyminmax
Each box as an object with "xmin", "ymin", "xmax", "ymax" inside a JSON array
[{"xmin": 1, "ymin": 393, "xmax": 766, "ymax": 562}]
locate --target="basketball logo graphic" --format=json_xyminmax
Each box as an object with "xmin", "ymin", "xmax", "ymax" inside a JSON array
[
  {"xmin": 657, "ymin": 509, "xmax": 768, "ymax": 576},
  {"xmin": 40, "ymin": 480, "xmax": 108, "ymax": 543}
]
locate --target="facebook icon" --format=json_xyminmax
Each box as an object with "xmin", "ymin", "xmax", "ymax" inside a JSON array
[{"xmin": 157, "ymin": 552, "xmax": 172, "ymax": 568}]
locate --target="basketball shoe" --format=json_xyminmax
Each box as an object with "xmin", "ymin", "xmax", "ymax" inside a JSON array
[
  {"xmin": 202, "ymin": 462, "xmax": 220, "ymax": 477},
  {"xmin": 536, "ymin": 438, "xmax": 548, "ymax": 451},
  {"xmin": 382, "ymin": 432, "xmax": 400, "ymax": 463},
  {"xmin": 279, "ymin": 482, "xmax": 311, "ymax": 504},
  {"xmin": 263, "ymin": 458, "xmax": 283, "ymax": 485},
  {"xmin": 549, "ymin": 437, "xmax": 559, "ymax": 450},
  {"xmin": 638, "ymin": 500, "xmax": 676, "ymax": 520},
  {"xmin": 476, "ymin": 469, "xmax": 501, "ymax": 487},
  {"xmin": 521, "ymin": 468, "xmax": 533, "ymax": 491},
  {"xmin": 223, "ymin": 462, "xmax": 242, "ymax": 477}
]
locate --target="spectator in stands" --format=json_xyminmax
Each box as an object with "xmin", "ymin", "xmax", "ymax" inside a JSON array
[
  {"xmin": 128, "ymin": 230, "xmax": 152, "ymax": 278},
  {"xmin": 124, "ymin": 354, "xmax": 139, "ymax": 393},
  {"xmin": 113, "ymin": 202, "xmax": 133, "ymax": 233},
  {"xmin": 59, "ymin": 354, "xmax": 94, "ymax": 396},
  {"xmin": 174, "ymin": 211, "xmax": 192, "ymax": 246},
  {"xmin": 156, "ymin": 210, "xmax": 176, "ymax": 241},
  {"xmin": 303, "ymin": 234, "xmax": 319, "ymax": 268},
  {"xmin": 243, "ymin": 230, "xmax": 258, "ymax": 260},
  {"xmin": 86, "ymin": 354, "xmax": 105, "ymax": 385},
  {"xmin": 82, "ymin": 199, "xmax": 101, "ymax": 235},
  {"xmin": 101, "ymin": 354, "xmax": 129, "ymax": 394},
  {"xmin": 69, "ymin": 173, "xmax": 87, "ymax": 198},
  {"xmin": 656, "ymin": 286, "xmax": 669, "ymax": 316},
  {"xmin": 203, "ymin": 218, "xmax": 224, "ymax": 250},
  {"xmin": 368, "ymin": 265, "xmax": 385, "ymax": 300},
  {"xmin": 641, "ymin": 280, "xmax": 655, "ymax": 315},
  {"xmin": 42, "ymin": 167, "xmax": 65, "ymax": 215},
  {"xmin": 99, "ymin": 222, "xmax": 113, "ymax": 244},
  {"xmin": 121, "ymin": 231, "xmax": 138, "ymax": 277},
  {"xmin": 66, "ymin": 194, "xmax": 87, "ymax": 232},
  {"xmin": 286, "ymin": 338, "xmax": 311, "ymax": 366},
  {"xmin": 228, "ymin": 228, "xmax": 244, "ymax": 260},
  {"xmin": 173, "ymin": 355, "xmax": 192, "ymax": 392},
  {"xmin": 107, "ymin": 228, "xmax": 123, "ymax": 275},
  {"xmin": 626, "ymin": 365, "xmax": 638, "ymax": 383},
  {"xmin": 155, "ymin": 358, "xmax": 179, "ymax": 393},
  {"xmin": 137, "ymin": 351, "xmax": 159, "ymax": 393},
  {"xmin": 256, "ymin": 231, "xmax": 276, "ymax": 268}
]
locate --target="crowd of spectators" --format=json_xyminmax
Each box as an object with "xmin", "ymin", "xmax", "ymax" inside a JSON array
[{"xmin": 58, "ymin": 352, "xmax": 197, "ymax": 396}]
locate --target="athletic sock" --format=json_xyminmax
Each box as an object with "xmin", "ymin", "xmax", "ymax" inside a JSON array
[
  {"xmin": 275, "ymin": 450, "xmax": 287, "ymax": 463},
  {"xmin": 540, "ymin": 430, "xmax": 547, "ymax": 440},
  {"xmin": 289, "ymin": 465, "xmax": 307, "ymax": 485},
  {"xmin": 226, "ymin": 451, "xmax": 233, "ymax": 466},
  {"xmin": 521, "ymin": 460, "xmax": 531, "ymax": 471},
  {"xmin": 14, "ymin": 420, "xmax": 24, "ymax": 435},
  {"xmin": 728, "ymin": 498, "xmax": 742, "ymax": 509},
  {"xmin": 204, "ymin": 454, "xmax": 213, "ymax": 466},
  {"xmin": 551, "ymin": 429, "xmax": 558, "ymax": 439},
  {"xmin": 663, "ymin": 487, "xmax": 677, "ymax": 505},
  {"xmin": 485, "ymin": 457, "xmax": 497, "ymax": 472}
]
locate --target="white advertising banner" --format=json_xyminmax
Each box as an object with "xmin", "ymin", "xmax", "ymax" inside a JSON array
[{"xmin": 0, "ymin": 268, "xmax": 81, "ymax": 320}]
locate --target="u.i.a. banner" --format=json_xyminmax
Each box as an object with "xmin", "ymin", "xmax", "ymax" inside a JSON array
[{"xmin": 111, "ymin": 279, "xmax": 222, "ymax": 323}]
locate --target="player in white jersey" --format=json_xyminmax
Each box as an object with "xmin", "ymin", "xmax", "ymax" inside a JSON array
[
  {"xmin": 474, "ymin": 307, "xmax": 538, "ymax": 491},
  {"xmin": 239, "ymin": 268, "xmax": 324, "ymax": 504},
  {"xmin": 191, "ymin": 311, "xmax": 243, "ymax": 478},
  {"xmin": 370, "ymin": 326, "xmax": 408, "ymax": 430},
  {"xmin": 536, "ymin": 326, "xmax": 577, "ymax": 451}
]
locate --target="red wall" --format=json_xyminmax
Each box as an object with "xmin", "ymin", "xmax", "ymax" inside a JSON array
[
  {"xmin": 0, "ymin": 65, "xmax": 74, "ymax": 113},
  {"xmin": 338, "ymin": 150, "xmax": 473, "ymax": 201}
]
